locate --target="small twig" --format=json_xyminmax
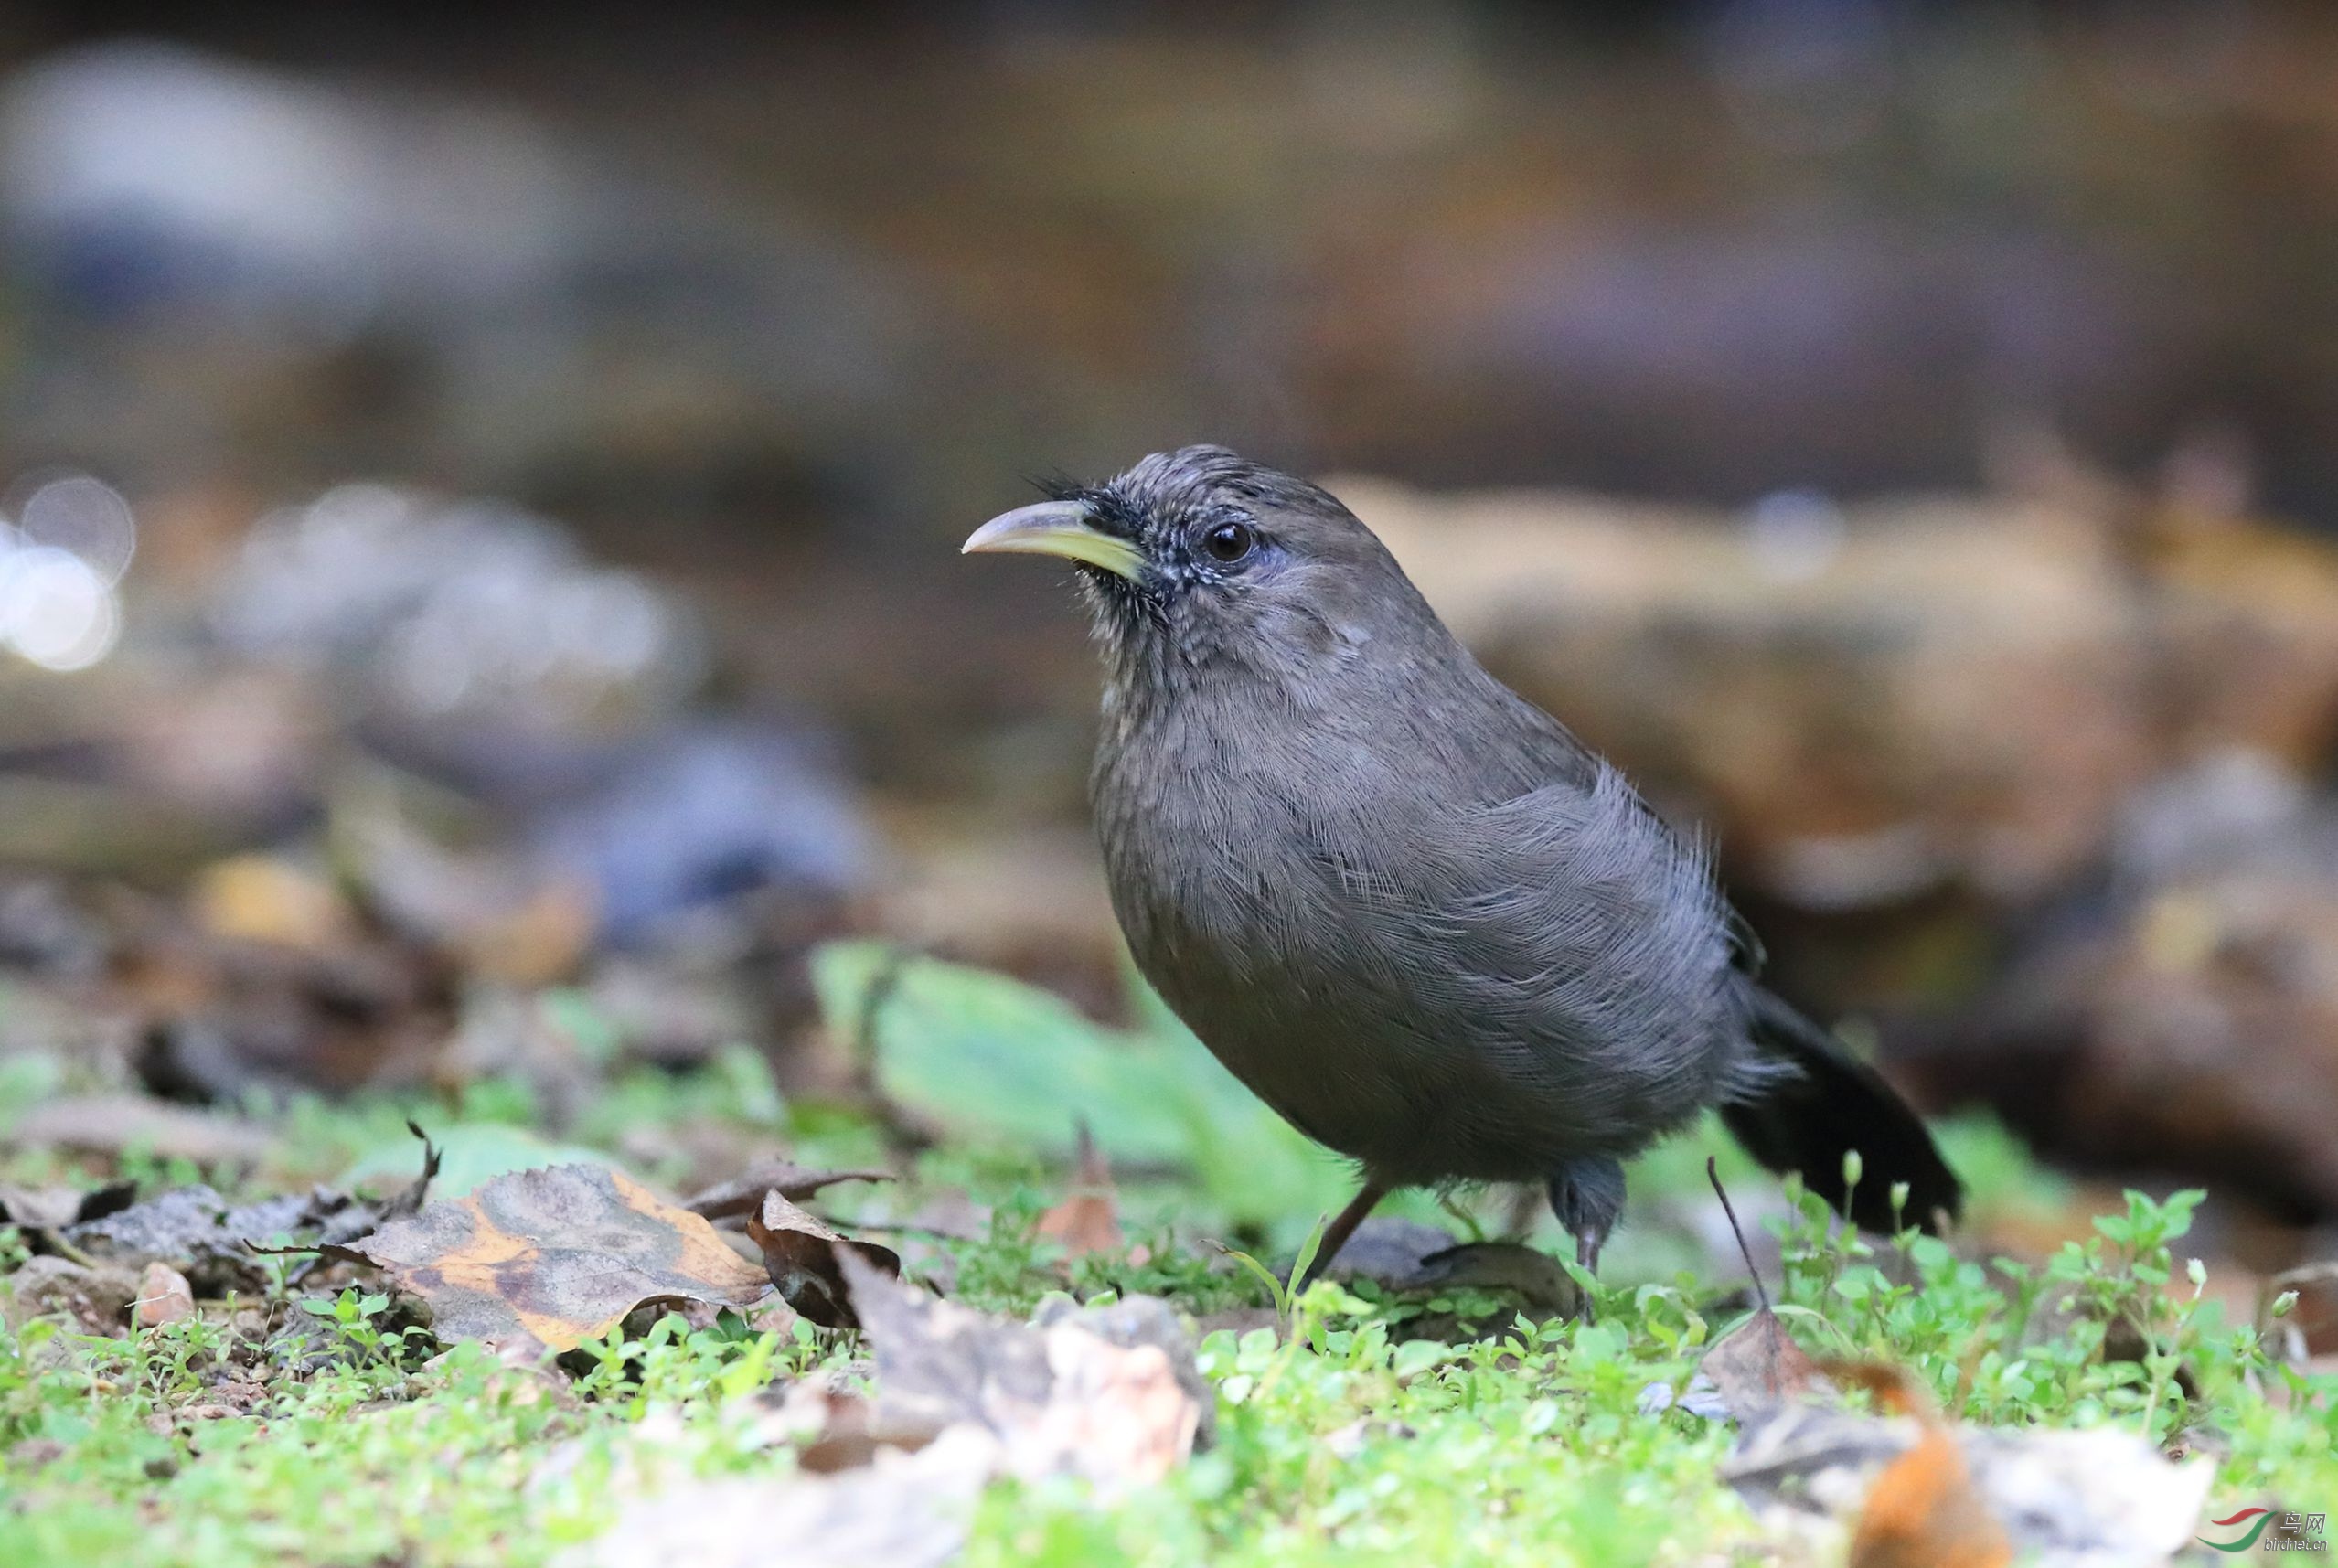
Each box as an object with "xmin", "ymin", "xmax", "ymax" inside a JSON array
[
  {"xmin": 392, "ymin": 1119, "xmax": 443, "ymax": 1218},
  {"xmin": 1708, "ymin": 1157, "xmax": 1770, "ymax": 1313}
]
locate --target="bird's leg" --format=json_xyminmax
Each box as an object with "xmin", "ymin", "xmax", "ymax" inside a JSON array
[
  {"xmin": 1546, "ymin": 1157, "xmax": 1627, "ymax": 1311},
  {"xmin": 1293, "ymin": 1179, "xmax": 1391, "ymax": 1293}
]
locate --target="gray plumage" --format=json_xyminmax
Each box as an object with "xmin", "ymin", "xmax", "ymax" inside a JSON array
[{"xmin": 973, "ymin": 444, "xmax": 1960, "ymax": 1272}]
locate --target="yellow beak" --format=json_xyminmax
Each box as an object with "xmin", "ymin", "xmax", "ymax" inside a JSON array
[{"xmin": 961, "ymin": 501, "xmax": 1143, "ymax": 580}]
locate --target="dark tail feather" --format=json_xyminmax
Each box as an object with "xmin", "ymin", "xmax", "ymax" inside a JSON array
[{"xmin": 1721, "ymin": 987, "xmax": 1963, "ymax": 1235}]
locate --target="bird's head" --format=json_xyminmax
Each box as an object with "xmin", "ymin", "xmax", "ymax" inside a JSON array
[{"xmin": 962, "ymin": 445, "xmax": 1438, "ymax": 692}]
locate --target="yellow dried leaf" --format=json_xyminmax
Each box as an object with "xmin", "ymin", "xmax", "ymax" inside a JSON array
[{"xmin": 343, "ymin": 1164, "xmax": 771, "ymax": 1354}]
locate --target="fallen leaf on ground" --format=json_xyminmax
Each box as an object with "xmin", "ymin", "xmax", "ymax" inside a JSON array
[
  {"xmin": 681, "ymin": 1160, "xmax": 893, "ymax": 1222},
  {"xmin": 1035, "ymin": 1125, "xmax": 1123, "ymax": 1259},
  {"xmin": 64, "ymin": 1128, "xmax": 432, "ymax": 1297},
  {"xmin": 1724, "ymin": 1386, "xmax": 2215, "ymax": 1566},
  {"xmin": 837, "ymin": 1247, "xmax": 1204, "ymax": 1489},
  {"xmin": 134, "ymin": 1262, "xmax": 195, "ymax": 1328},
  {"xmin": 78, "ymin": 1186, "xmax": 283, "ymax": 1265},
  {"xmin": 67, "ymin": 1183, "xmax": 377, "ymax": 1296},
  {"xmin": 558, "ymin": 1423, "xmax": 996, "ymax": 1568},
  {"xmin": 1699, "ymin": 1159, "xmax": 1827, "ymax": 1419},
  {"xmin": 1702, "ymin": 1306, "xmax": 1827, "ymax": 1420},
  {"xmin": 337, "ymin": 1164, "xmax": 772, "ymax": 1355},
  {"xmin": 744, "ymin": 1191, "xmax": 900, "ymax": 1328},
  {"xmin": 1833, "ymin": 1363, "xmax": 2010, "ymax": 1568}
]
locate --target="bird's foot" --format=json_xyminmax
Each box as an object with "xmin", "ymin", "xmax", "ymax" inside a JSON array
[{"xmin": 1546, "ymin": 1157, "xmax": 1626, "ymax": 1316}]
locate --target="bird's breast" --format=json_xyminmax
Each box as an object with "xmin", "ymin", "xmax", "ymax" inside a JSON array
[
  {"xmin": 1089, "ymin": 687, "xmax": 1748, "ymax": 1181},
  {"xmin": 1090, "ymin": 698, "xmax": 1503, "ymax": 1171}
]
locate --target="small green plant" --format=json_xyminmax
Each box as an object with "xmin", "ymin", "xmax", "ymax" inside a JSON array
[
  {"xmin": 297, "ymin": 1287, "xmax": 425, "ymax": 1377},
  {"xmin": 2042, "ymin": 1187, "xmax": 2247, "ymax": 1442},
  {"xmin": 1216, "ymin": 1213, "xmax": 1329, "ymax": 1328},
  {"xmin": 1760, "ymin": 1175, "xmax": 2298, "ymax": 1448},
  {"xmin": 571, "ymin": 1307, "xmax": 828, "ymax": 1412}
]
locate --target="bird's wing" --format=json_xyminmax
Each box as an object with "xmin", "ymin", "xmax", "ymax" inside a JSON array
[
  {"xmin": 1483, "ymin": 678, "xmax": 1768, "ymax": 976},
  {"xmin": 1301, "ymin": 764, "xmax": 1743, "ymax": 1083}
]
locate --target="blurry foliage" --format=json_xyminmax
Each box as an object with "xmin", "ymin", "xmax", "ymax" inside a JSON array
[
  {"xmin": 342, "ymin": 1123, "xmax": 614, "ymax": 1200},
  {"xmin": 812, "ymin": 941, "xmax": 1356, "ymax": 1236}
]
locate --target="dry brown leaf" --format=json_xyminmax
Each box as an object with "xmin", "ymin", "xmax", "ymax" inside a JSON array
[
  {"xmin": 339, "ymin": 1164, "xmax": 772, "ymax": 1355},
  {"xmin": 134, "ymin": 1262, "xmax": 195, "ymax": 1328},
  {"xmin": 835, "ymin": 1248, "xmax": 1203, "ymax": 1491},
  {"xmin": 559, "ymin": 1424, "xmax": 996, "ymax": 1568},
  {"xmin": 1702, "ymin": 1306, "xmax": 1827, "ymax": 1420},
  {"xmin": 681, "ymin": 1161, "xmax": 893, "ymax": 1222},
  {"xmin": 1701, "ymin": 1156, "xmax": 1828, "ymax": 1420},
  {"xmin": 1035, "ymin": 1125, "xmax": 1121, "ymax": 1259},
  {"xmin": 1834, "ymin": 1362, "xmax": 2013, "ymax": 1568},
  {"xmin": 1724, "ymin": 1378, "xmax": 2212, "ymax": 1563},
  {"xmin": 743, "ymin": 1190, "xmax": 901, "ymax": 1329}
]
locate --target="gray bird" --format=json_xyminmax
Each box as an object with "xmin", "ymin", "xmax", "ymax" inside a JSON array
[{"xmin": 964, "ymin": 445, "xmax": 1960, "ymax": 1279}]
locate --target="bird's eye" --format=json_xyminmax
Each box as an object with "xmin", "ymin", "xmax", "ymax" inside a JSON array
[{"xmin": 1201, "ymin": 520, "xmax": 1256, "ymax": 562}]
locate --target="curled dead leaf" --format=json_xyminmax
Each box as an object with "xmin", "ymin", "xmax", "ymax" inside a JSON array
[
  {"xmin": 681, "ymin": 1160, "xmax": 892, "ymax": 1222},
  {"xmin": 835, "ymin": 1248, "xmax": 1203, "ymax": 1491},
  {"xmin": 1699, "ymin": 1157, "xmax": 1828, "ymax": 1420},
  {"xmin": 339, "ymin": 1164, "xmax": 772, "ymax": 1355},
  {"xmin": 743, "ymin": 1190, "xmax": 901, "ymax": 1329}
]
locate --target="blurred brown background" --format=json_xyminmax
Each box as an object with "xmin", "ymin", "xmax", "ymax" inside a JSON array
[{"xmin": 4, "ymin": 1, "xmax": 2338, "ymax": 1249}]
